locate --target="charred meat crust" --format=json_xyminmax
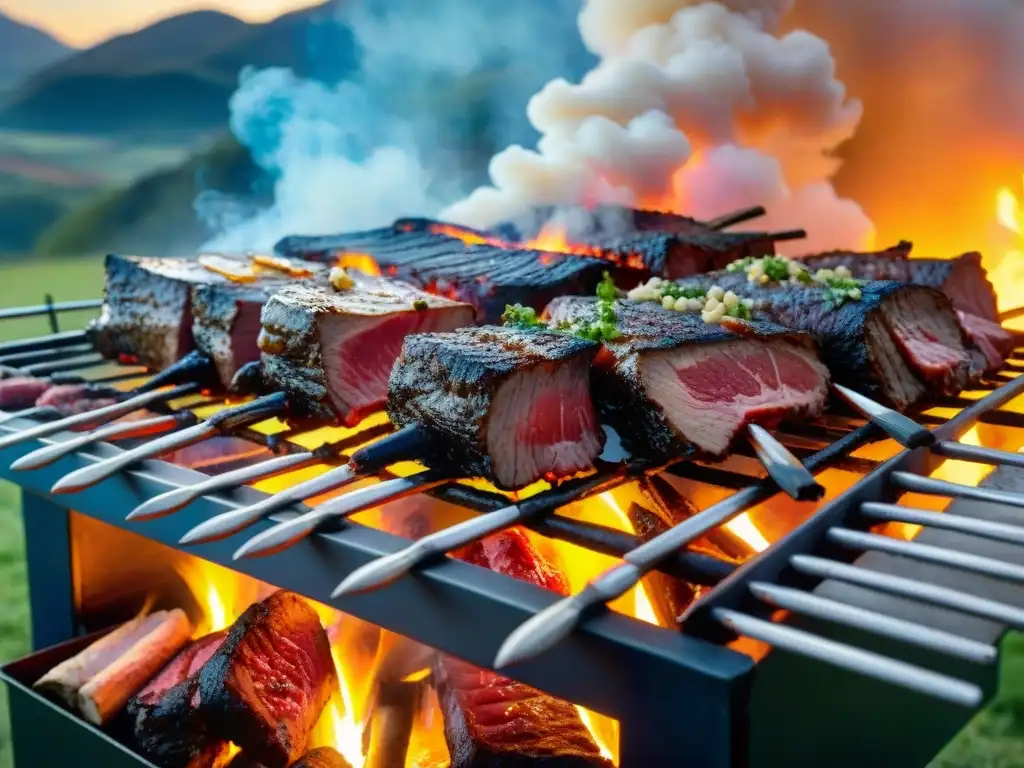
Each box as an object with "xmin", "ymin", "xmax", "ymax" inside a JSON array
[
  {"xmin": 258, "ymin": 274, "xmax": 474, "ymax": 423},
  {"xmin": 676, "ymin": 275, "xmax": 966, "ymax": 405},
  {"xmin": 196, "ymin": 591, "xmax": 338, "ymax": 767},
  {"xmin": 387, "ymin": 326, "xmax": 603, "ymax": 490},
  {"xmin": 546, "ymin": 297, "xmax": 822, "ymax": 460},
  {"xmin": 89, "ymin": 253, "xmax": 221, "ymax": 371}
]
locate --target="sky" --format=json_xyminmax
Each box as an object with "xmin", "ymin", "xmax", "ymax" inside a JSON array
[{"xmin": 0, "ymin": 0, "xmax": 320, "ymax": 47}]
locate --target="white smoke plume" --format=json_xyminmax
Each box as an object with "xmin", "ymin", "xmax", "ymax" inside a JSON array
[{"xmin": 444, "ymin": 0, "xmax": 874, "ymax": 252}]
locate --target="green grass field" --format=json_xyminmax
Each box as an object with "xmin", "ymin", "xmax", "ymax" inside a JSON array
[{"xmin": 0, "ymin": 255, "xmax": 1019, "ymax": 765}]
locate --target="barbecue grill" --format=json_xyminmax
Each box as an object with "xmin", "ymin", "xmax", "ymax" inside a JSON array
[{"xmin": 3, "ymin": 297, "xmax": 1024, "ymax": 767}]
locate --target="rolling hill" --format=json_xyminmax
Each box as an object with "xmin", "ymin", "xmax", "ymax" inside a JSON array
[
  {"xmin": 0, "ymin": 13, "xmax": 71, "ymax": 90},
  {"xmin": 0, "ymin": 4, "xmax": 343, "ymax": 137}
]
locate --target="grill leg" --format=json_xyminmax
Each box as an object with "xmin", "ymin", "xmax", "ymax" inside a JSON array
[{"xmin": 21, "ymin": 492, "xmax": 77, "ymax": 649}]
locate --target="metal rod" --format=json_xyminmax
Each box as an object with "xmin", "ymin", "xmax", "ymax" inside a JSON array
[
  {"xmin": 745, "ymin": 424, "xmax": 823, "ymax": 501},
  {"xmin": 10, "ymin": 414, "xmax": 186, "ymax": 471},
  {"xmin": 711, "ymin": 608, "xmax": 982, "ymax": 707},
  {"xmin": 233, "ymin": 471, "xmax": 451, "ymax": 559},
  {"xmin": 932, "ymin": 440, "xmax": 1024, "ymax": 470},
  {"xmin": 748, "ymin": 581, "xmax": 996, "ymax": 665},
  {"xmin": 0, "ymin": 299, "xmax": 102, "ymax": 321},
  {"xmin": 766, "ymin": 229, "xmax": 807, "ymax": 242},
  {"xmin": 0, "ymin": 343, "xmax": 96, "ymax": 367},
  {"xmin": 0, "ymin": 383, "xmax": 199, "ymax": 451},
  {"xmin": 705, "ymin": 206, "xmax": 767, "ymax": 230},
  {"xmin": 891, "ymin": 471, "xmax": 1024, "ymax": 509},
  {"xmin": 21, "ymin": 354, "xmax": 106, "ymax": 377},
  {"xmin": 827, "ymin": 527, "xmax": 1024, "ymax": 584},
  {"xmin": 0, "ymin": 329, "xmax": 87, "ymax": 356},
  {"xmin": 790, "ymin": 554, "xmax": 1024, "ymax": 631},
  {"xmin": 832, "ymin": 384, "xmax": 934, "ymax": 448},
  {"xmin": 860, "ymin": 502, "xmax": 1024, "ymax": 547}
]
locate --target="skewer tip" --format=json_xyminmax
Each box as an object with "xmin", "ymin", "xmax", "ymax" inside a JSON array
[
  {"xmin": 49, "ymin": 471, "xmax": 89, "ymax": 495},
  {"xmin": 332, "ymin": 552, "xmax": 415, "ymax": 598},
  {"xmin": 9, "ymin": 454, "xmax": 44, "ymax": 471},
  {"xmin": 493, "ymin": 600, "xmax": 584, "ymax": 670},
  {"xmin": 129, "ymin": 489, "xmax": 195, "ymax": 521}
]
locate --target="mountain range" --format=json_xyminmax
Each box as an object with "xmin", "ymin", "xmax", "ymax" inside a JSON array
[{"xmin": 0, "ymin": 13, "xmax": 71, "ymax": 90}]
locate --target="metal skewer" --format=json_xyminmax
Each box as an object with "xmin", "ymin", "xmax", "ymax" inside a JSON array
[
  {"xmin": 10, "ymin": 413, "xmax": 191, "ymax": 471},
  {"xmin": 49, "ymin": 393, "xmax": 288, "ymax": 495},
  {"xmin": 748, "ymin": 582, "xmax": 996, "ymax": 665},
  {"xmin": 0, "ymin": 382, "xmax": 199, "ymax": 452},
  {"xmin": 832, "ymin": 384, "xmax": 933, "ymax": 448},
  {"xmin": 859, "ymin": 501, "xmax": 1024, "ymax": 546},
  {"xmin": 127, "ymin": 423, "xmax": 393, "ymax": 520},
  {"xmin": 712, "ymin": 608, "xmax": 982, "ymax": 707},
  {"xmin": 745, "ymin": 424, "xmax": 823, "ymax": 501},
  {"xmin": 931, "ymin": 440, "xmax": 1024, "ymax": 469},
  {"xmin": 333, "ymin": 471, "xmax": 627, "ymax": 597},
  {"xmin": 890, "ymin": 471, "xmax": 1024, "ymax": 509},
  {"xmin": 705, "ymin": 206, "xmax": 767, "ymax": 231},
  {"xmin": 174, "ymin": 424, "xmax": 433, "ymax": 541},
  {"xmin": 233, "ymin": 470, "xmax": 452, "ymax": 559}
]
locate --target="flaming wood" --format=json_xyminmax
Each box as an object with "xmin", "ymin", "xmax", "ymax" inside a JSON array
[
  {"xmin": 626, "ymin": 502, "xmax": 700, "ymax": 626},
  {"xmin": 77, "ymin": 608, "xmax": 193, "ymax": 726}
]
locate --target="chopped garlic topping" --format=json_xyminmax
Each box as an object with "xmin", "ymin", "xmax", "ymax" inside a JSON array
[
  {"xmin": 626, "ymin": 277, "xmax": 752, "ymax": 323},
  {"xmin": 329, "ymin": 266, "xmax": 355, "ymax": 291}
]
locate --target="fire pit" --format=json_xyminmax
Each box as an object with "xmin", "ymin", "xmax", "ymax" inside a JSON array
[{"xmin": 0, "ymin": 247, "xmax": 1023, "ymax": 768}]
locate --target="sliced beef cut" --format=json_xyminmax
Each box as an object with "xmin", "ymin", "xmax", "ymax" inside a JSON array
[
  {"xmin": 259, "ymin": 274, "xmax": 475, "ymax": 425},
  {"xmin": 129, "ymin": 631, "xmax": 230, "ymax": 768},
  {"xmin": 436, "ymin": 528, "xmax": 611, "ymax": 767},
  {"xmin": 677, "ymin": 275, "xmax": 972, "ymax": 410},
  {"xmin": 546, "ymin": 298, "xmax": 830, "ymax": 460},
  {"xmin": 196, "ymin": 590, "xmax": 337, "ymax": 767},
  {"xmin": 0, "ymin": 376, "xmax": 52, "ymax": 410},
  {"xmin": 958, "ymin": 311, "xmax": 1015, "ymax": 374},
  {"xmin": 387, "ymin": 326, "xmax": 604, "ymax": 489},
  {"xmin": 798, "ymin": 243, "xmax": 999, "ymax": 322},
  {"xmin": 35, "ymin": 384, "xmax": 118, "ymax": 415},
  {"xmin": 191, "ymin": 258, "xmax": 327, "ymax": 387},
  {"xmin": 89, "ymin": 254, "xmax": 229, "ymax": 371}
]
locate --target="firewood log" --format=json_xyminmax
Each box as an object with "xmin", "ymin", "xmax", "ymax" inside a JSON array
[
  {"xmin": 77, "ymin": 608, "xmax": 193, "ymax": 726},
  {"xmin": 34, "ymin": 609, "xmax": 176, "ymax": 708}
]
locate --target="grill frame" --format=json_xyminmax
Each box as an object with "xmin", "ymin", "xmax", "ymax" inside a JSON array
[{"xmin": 2, "ymin": 299, "xmax": 1024, "ymax": 766}]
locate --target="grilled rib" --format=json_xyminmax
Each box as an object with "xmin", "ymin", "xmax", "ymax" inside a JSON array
[
  {"xmin": 387, "ymin": 325, "xmax": 605, "ymax": 490},
  {"xmin": 545, "ymin": 298, "xmax": 831, "ymax": 460},
  {"xmin": 674, "ymin": 275, "xmax": 972, "ymax": 410}
]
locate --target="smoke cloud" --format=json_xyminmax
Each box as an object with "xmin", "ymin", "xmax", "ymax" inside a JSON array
[
  {"xmin": 444, "ymin": 0, "xmax": 874, "ymax": 252},
  {"xmin": 200, "ymin": 0, "xmax": 590, "ymax": 251},
  {"xmin": 786, "ymin": 0, "xmax": 1024, "ymax": 259}
]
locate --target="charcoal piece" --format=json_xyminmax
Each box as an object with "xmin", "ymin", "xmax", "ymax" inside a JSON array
[
  {"xmin": 546, "ymin": 297, "xmax": 830, "ymax": 460},
  {"xmin": 258, "ymin": 274, "xmax": 475, "ymax": 425},
  {"xmin": 387, "ymin": 326, "xmax": 604, "ymax": 489}
]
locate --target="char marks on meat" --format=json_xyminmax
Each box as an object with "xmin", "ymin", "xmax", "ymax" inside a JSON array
[
  {"xmin": 546, "ymin": 298, "xmax": 830, "ymax": 460},
  {"xmin": 0, "ymin": 377, "xmax": 52, "ymax": 410},
  {"xmin": 191, "ymin": 259, "xmax": 327, "ymax": 387},
  {"xmin": 89, "ymin": 254, "xmax": 222, "ymax": 371},
  {"xmin": 676, "ymin": 274, "xmax": 971, "ymax": 410},
  {"xmin": 387, "ymin": 326, "xmax": 604, "ymax": 490},
  {"xmin": 259, "ymin": 274, "xmax": 475, "ymax": 425},
  {"xmin": 436, "ymin": 528, "xmax": 611, "ymax": 767},
  {"xmin": 196, "ymin": 590, "xmax": 337, "ymax": 767},
  {"xmin": 798, "ymin": 242, "xmax": 999, "ymax": 322}
]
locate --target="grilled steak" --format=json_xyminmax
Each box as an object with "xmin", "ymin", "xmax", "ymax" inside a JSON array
[
  {"xmin": 675, "ymin": 275, "xmax": 972, "ymax": 410},
  {"xmin": 387, "ymin": 326, "xmax": 604, "ymax": 489},
  {"xmin": 259, "ymin": 274, "xmax": 475, "ymax": 425},
  {"xmin": 196, "ymin": 590, "xmax": 337, "ymax": 767},
  {"xmin": 130, "ymin": 631, "xmax": 230, "ymax": 768},
  {"xmin": 436, "ymin": 528, "xmax": 611, "ymax": 767},
  {"xmin": 0, "ymin": 377, "xmax": 52, "ymax": 410},
  {"xmin": 798, "ymin": 243, "xmax": 999, "ymax": 322},
  {"xmin": 36, "ymin": 384, "xmax": 118, "ymax": 415},
  {"xmin": 486, "ymin": 204, "xmax": 716, "ymax": 242},
  {"xmin": 89, "ymin": 254, "xmax": 228, "ymax": 371},
  {"xmin": 191, "ymin": 259, "xmax": 328, "ymax": 387},
  {"xmin": 545, "ymin": 298, "xmax": 830, "ymax": 459},
  {"xmin": 958, "ymin": 311, "xmax": 1016, "ymax": 374}
]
